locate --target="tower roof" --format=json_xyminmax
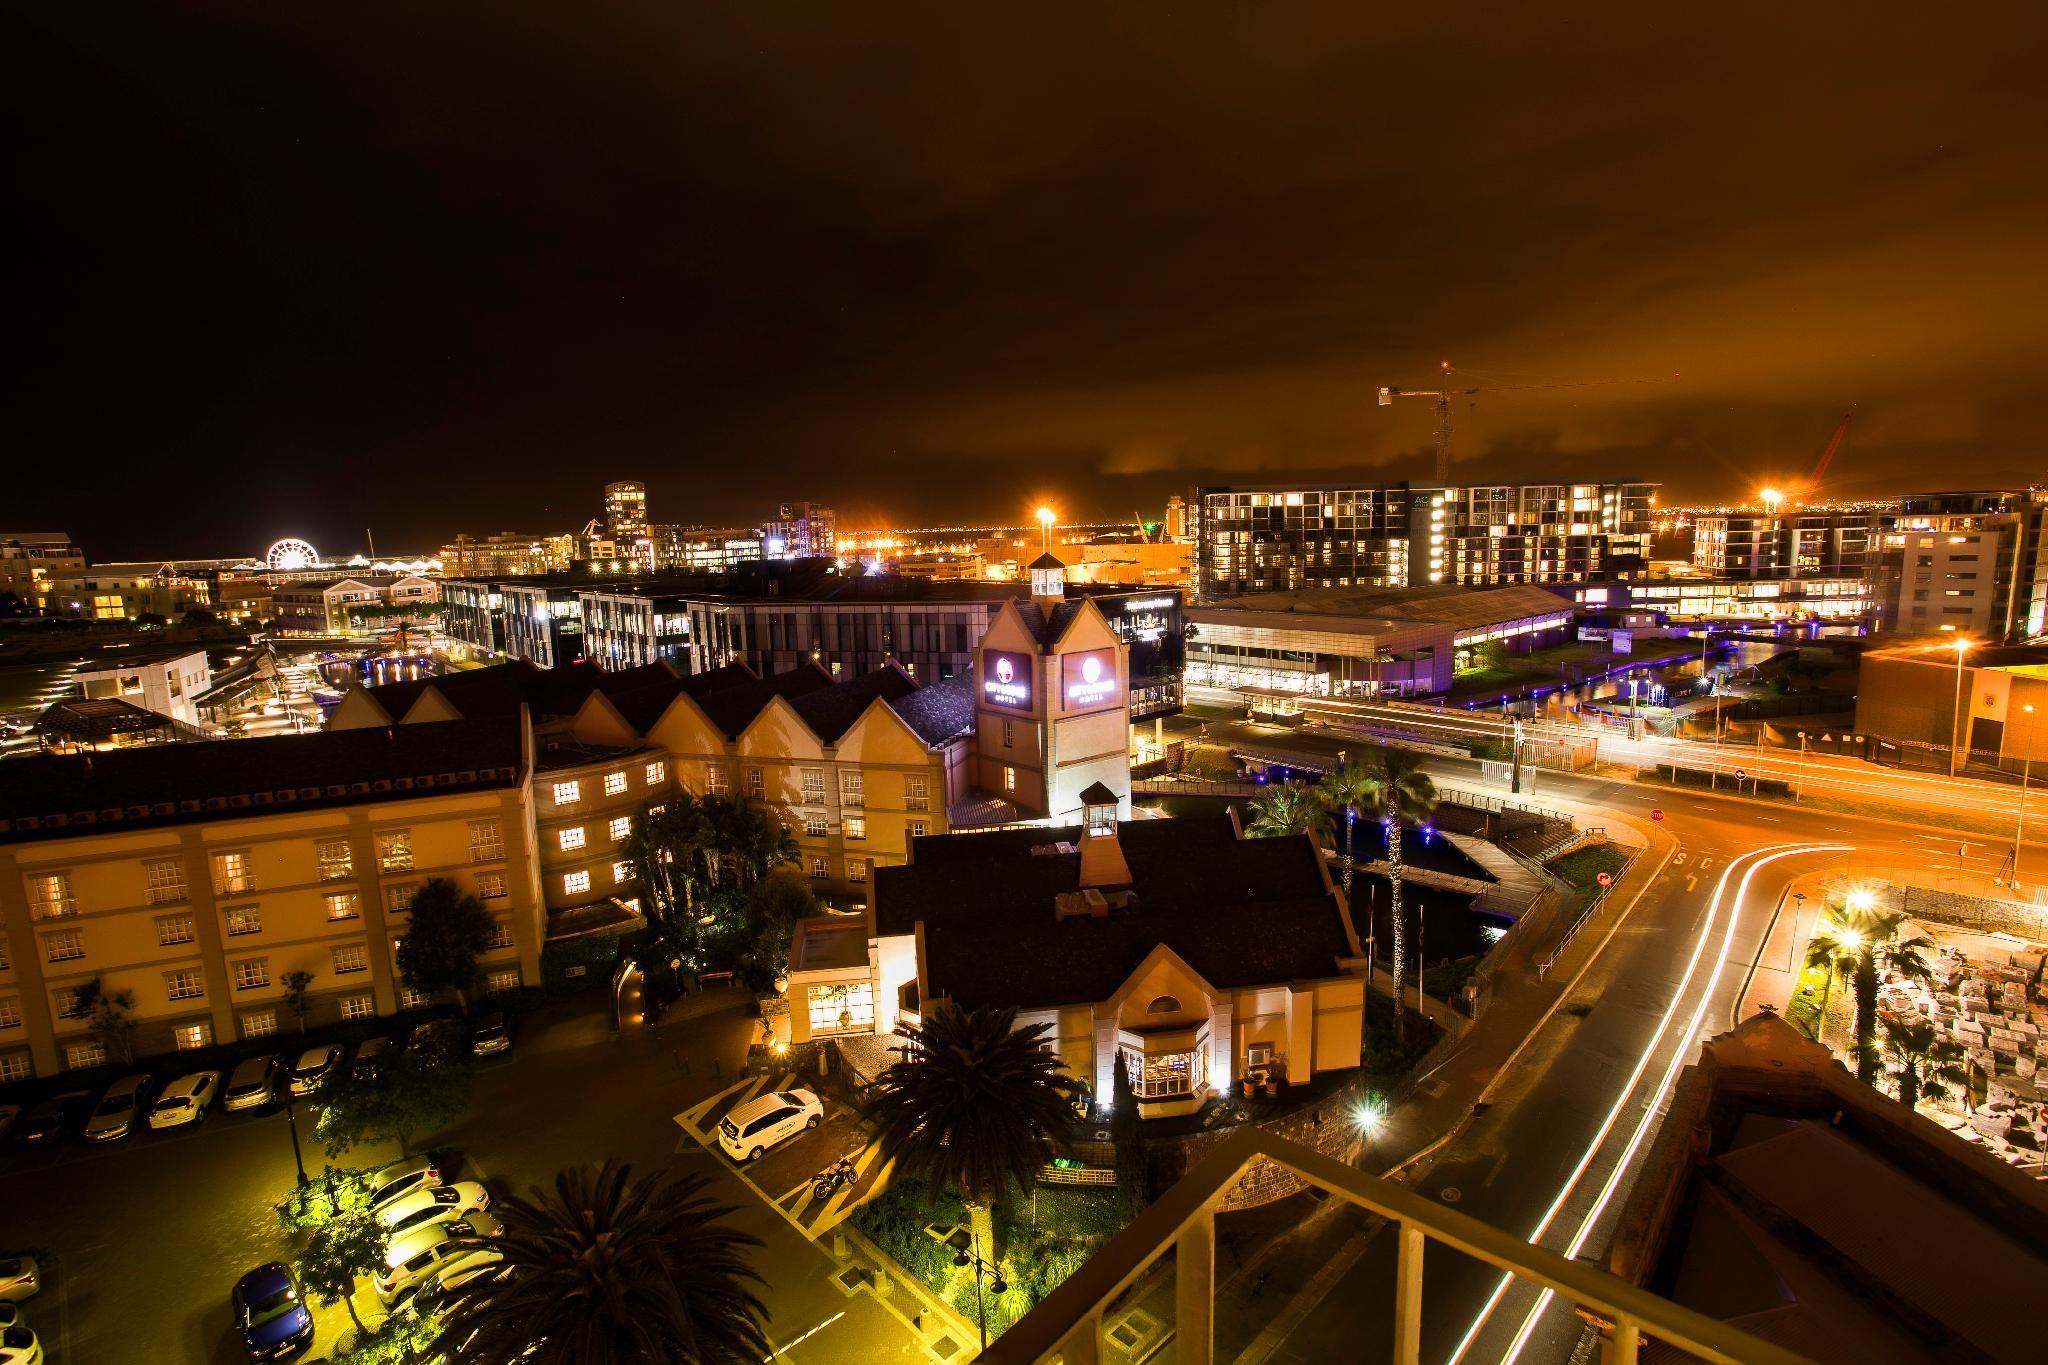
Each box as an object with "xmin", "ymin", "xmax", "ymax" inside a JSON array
[{"xmin": 1029, "ymin": 552, "xmax": 1066, "ymax": 571}]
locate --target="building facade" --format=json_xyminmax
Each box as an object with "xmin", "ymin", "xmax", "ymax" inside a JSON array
[
  {"xmin": 74, "ymin": 649, "xmax": 212, "ymax": 728},
  {"xmin": 579, "ymin": 587, "xmax": 691, "ymax": 671},
  {"xmin": 438, "ymin": 532, "xmax": 574, "ymax": 579},
  {"xmin": 763, "ymin": 502, "xmax": 837, "ymax": 560}
]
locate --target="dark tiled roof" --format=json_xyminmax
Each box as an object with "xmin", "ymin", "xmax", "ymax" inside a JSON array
[
  {"xmin": 1079, "ymin": 781, "xmax": 1119, "ymax": 806},
  {"xmin": 364, "ymin": 660, "xmax": 684, "ymax": 725},
  {"xmin": 696, "ymin": 664, "xmax": 836, "ymax": 739},
  {"xmin": 606, "ymin": 662, "xmax": 759, "ymax": 734},
  {"xmin": 1013, "ymin": 598, "xmax": 1087, "ymax": 648},
  {"xmin": 874, "ymin": 815, "xmax": 1359, "ymax": 1009},
  {"xmin": 0, "ymin": 716, "xmax": 526, "ymax": 843},
  {"xmin": 790, "ymin": 664, "xmax": 919, "ymax": 745},
  {"xmin": 886, "ymin": 677, "xmax": 975, "ymax": 747}
]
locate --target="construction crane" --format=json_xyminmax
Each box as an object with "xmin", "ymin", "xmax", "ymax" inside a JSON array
[
  {"xmin": 1797, "ymin": 408, "xmax": 1855, "ymax": 502},
  {"xmin": 1377, "ymin": 363, "xmax": 1675, "ymax": 482}
]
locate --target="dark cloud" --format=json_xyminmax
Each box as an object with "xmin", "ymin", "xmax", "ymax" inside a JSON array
[{"xmin": 11, "ymin": 2, "xmax": 2048, "ymax": 557}]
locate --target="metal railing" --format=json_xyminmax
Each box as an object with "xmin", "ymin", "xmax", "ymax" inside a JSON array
[
  {"xmin": 982, "ymin": 1125, "xmax": 1807, "ymax": 1365},
  {"xmin": 1538, "ymin": 845, "xmax": 1643, "ymax": 978}
]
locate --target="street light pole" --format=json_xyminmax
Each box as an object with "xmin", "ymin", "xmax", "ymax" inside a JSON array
[
  {"xmin": 953, "ymin": 1228, "xmax": 1007, "ymax": 1354},
  {"xmin": 283, "ymin": 1087, "xmax": 309, "ymax": 1187},
  {"xmin": 2014, "ymin": 703, "xmax": 2037, "ymax": 888},
  {"xmin": 1950, "ymin": 639, "xmax": 1973, "ymax": 778}
]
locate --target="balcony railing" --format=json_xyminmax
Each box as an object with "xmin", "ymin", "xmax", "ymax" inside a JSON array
[{"xmin": 981, "ymin": 1126, "xmax": 1809, "ymax": 1365}]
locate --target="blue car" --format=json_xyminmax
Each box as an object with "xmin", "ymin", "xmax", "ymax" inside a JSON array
[{"xmin": 232, "ymin": 1263, "xmax": 313, "ymax": 1361}]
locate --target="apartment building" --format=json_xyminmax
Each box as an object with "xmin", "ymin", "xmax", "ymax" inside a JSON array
[
  {"xmin": 762, "ymin": 502, "xmax": 836, "ymax": 559},
  {"xmin": 272, "ymin": 575, "xmax": 439, "ymax": 636},
  {"xmin": 1197, "ymin": 480, "xmax": 1657, "ymax": 600},
  {"xmin": 1867, "ymin": 490, "xmax": 2048, "ymax": 642},
  {"xmin": 0, "ymin": 718, "xmax": 539, "ymax": 1080},
  {"xmin": 74, "ymin": 648, "xmax": 213, "ymax": 728},
  {"xmin": 1691, "ymin": 511, "xmax": 1876, "ymax": 579},
  {"xmin": 0, "ymin": 532, "xmax": 85, "ymax": 607},
  {"xmin": 38, "ymin": 562, "xmax": 213, "ymax": 620},
  {"xmin": 579, "ymin": 586, "xmax": 691, "ymax": 671},
  {"xmin": 438, "ymin": 532, "xmax": 574, "ymax": 579}
]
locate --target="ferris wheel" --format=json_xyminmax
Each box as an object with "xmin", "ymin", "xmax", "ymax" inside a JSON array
[{"xmin": 265, "ymin": 538, "xmax": 319, "ymax": 571}]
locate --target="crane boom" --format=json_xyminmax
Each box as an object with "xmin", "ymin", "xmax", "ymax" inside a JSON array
[
  {"xmin": 1375, "ymin": 363, "xmax": 1666, "ymax": 482},
  {"xmin": 1804, "ymin": 409, "xmax": 1854, "ymax": 495}
]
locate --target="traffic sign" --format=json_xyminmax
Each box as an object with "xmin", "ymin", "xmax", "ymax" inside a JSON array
[
  {"xmin": 1734, "ymin": 769, "xmax": 1747, "ymax": 782},
  {"xmin": 1650, "ymin": 808, "xmax": 1665, "ymax": 822},
  {"xmin": 1596, "ymin": 871, "xmax": 1614, "ymax": 887}
]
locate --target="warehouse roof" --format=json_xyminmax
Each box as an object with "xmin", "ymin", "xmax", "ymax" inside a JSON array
[{"xmin": 1194, "ymin": 583, "xmax": 1572, "ymax": 632}]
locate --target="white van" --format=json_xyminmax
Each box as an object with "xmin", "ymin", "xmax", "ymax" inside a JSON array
[{"xmin": 717, "ymin": 1089, "xmax": 823, "ymax": 1162}]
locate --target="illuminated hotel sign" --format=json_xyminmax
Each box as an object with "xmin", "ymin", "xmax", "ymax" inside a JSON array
[
  {"xmin": 1062, "ymin": 648, "xmax": 1119, "ymax": 709},
  {"xmin": 982, "ymin": 650, "xmax": 1034, "ymax": 710},
  {"xmin": 1115, "ymin": 597, "xmax": 1175, "ymax": 645}
]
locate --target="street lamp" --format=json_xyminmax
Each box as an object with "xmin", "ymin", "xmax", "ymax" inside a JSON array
[
  {"xmin": 953, "ymin": 1229, "xmax": 1007, "ymax": 1353},
  {"xmin": 1034, "ymin": 505, "xmax": 1056, "ymax": 555},
  {"xmin": 2014, "ymin": 703, "xmax": 2037, "ymax": 887},
  {"xmin": 1949, "ymin": 638, "xmax": 1976, "ymax": 778},
  {"xmin": 283, "ymin": 1085, "xmax": 310, "ymax": 1187}
]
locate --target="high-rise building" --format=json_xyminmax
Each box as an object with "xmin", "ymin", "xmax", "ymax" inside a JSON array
[
  {"xmin": 763, "ymin": 502, "xmax": 836, "ymax": 560},
  {"xmin": 439, "ymin": 532, "xmax": 574, "ymax": 579},
  {"xmin": 1196, "ymin": 480, "xmax": 1657, "ymax": 601},
  {"xmin": 603, "ymin": 481, "xmax": 649, "ymax": 541},
  {"xmin": 1690, "ymin": 511, "xmax": 1876, "ymax": 579}
]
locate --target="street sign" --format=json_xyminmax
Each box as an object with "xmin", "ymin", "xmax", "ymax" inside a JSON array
[
  {"xmin": 1734, "ymin": 769, "xmax": 1747, "ymax": 782},
  {"xmin": 1650, "ymin": 808, "xmax": 1665, "ymax": 822},
  {"xmin": 1596, "ymin": 871, "xmax": 1614, "ymax": 887}
]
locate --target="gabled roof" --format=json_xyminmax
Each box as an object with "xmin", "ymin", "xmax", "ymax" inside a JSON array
[
  {"xmin": 884, "ymin": 677, "xmax": 975, "ymax": 746},
  {"xmin": 0, "ymin": 716, "xmax": 526, "ymax": 843},
  {"xmin": 696, "ymin": 664, "xmax": 836, "ymax": 739},
  {"xmin": 607, "ymin": 661, "xmax": 759, "ymax": 734},
  {"xmin": 361, "ymin": 659, "xmax": 681, "ymax": 724},
  {"xmin": 789, "ymin": 663, "xmax": 920, "ymax": 745},
  {"xmin": 1028, "ymin": 552, "xmax": 1066, "ymax": 571}
]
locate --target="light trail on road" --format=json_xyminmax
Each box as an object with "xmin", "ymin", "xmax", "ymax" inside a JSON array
[{"xmin": 1447, "ymin": 841, "xmax": 1848, "ymax": 1365}]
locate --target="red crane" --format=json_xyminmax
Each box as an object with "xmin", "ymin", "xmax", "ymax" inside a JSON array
[{"xmin": 1799, "ymin": 408, "xmax": 1855, "ymax": 500}]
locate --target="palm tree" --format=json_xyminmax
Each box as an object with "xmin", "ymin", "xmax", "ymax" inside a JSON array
[
  {"xmin": 861, "ymin": 1003, "xmax": 1085, "ymax": 1259},
  {"xmin": 1318, "ymin": 763, "xmax": 1377, "ymax": 898},
  {"xmin": 1245, "ymin": 784, "xmax": 1329, "ymax": 843},
  {"xmin": 1355, "ymin": 748, "xmax": 1437, "ymax": 1037},
  {"xmin": 1808, "ymin": 903, "xmax": 1935, "ymax": 1084},
  {"xmin": 1881, "ymin": 1016, "xmax": 1969, "ymax": 1112},
  {"xmin": 436, "ymin": 1162, "xmax": 769, "ymax": 1365}
]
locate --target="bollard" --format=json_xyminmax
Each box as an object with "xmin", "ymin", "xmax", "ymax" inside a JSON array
[{"xmin": 830, "ymin": 1231, "xmax": 850, "ymax": 1261}]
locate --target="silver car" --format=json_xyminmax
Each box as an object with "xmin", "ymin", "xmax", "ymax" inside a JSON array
[
  {"xmin": 222, "ymin": 1056, "xmax": 283, "ymax": 1113},
  {"xmin": 83, "ymin": 1074, "xmax": 156, "ymax": 1143}
]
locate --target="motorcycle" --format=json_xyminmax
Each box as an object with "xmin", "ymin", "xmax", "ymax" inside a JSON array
[{"xmin": 810, "ymin": 1157, "xmax": 859, "ymax": 1205}]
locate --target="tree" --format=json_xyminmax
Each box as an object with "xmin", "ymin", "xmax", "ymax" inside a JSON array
[
  {"xmin": 1244, "ymin": 784, "xmax": 1329, "ymax": 842},
  {"xmin": 316, "ymin": 1044, "xmax": 474, "ymax": 1158},
  {"xmin": 277, "ymin": 1165, "xmax": 376, "ymax": 1232},
  {"xmin": 1109, "ymin": 1051, "xmax": 1146, "ymax": 1221},
  {"xmin": 742, "ymin": 870, "xmax": 819, "ymax": 988},
  {"xmin": 861, "ymin": 1003, "xmax": 1084, "ymax": 1256},
  {"xmin": 282, "ymin": 970, "xmax": 316, "ymax": 1032},
  {"xmin": 437, "ymin": 1162, "xmax": 769, "ymax": 1365},
  {"xmin": 297, "ymin": 1207, "xmax": 388, "ymax": 1334},
  {"xmin": 395, "ymin": 878, "xmax": 493, "ymax": 1015},
  {"xmin": 76, "ymin": 977, "xmax": 138, "ymax": 1064},
  {"xmin": 1354, "ymin": 748, "xmax": 1437, "ymax": 1040},
  {"xmin": 180, "ymin": 607, "xmax": 219, "ymax": 626},
  {"xmin": 1881, "ymin": 1016, "xmax": 1969, "ymax": 1112},
  {"xmin": 1807, "ymin": 903, "xmax": 1935, "ymax": 1083},
  {"xmin": 1318, "ymin": 763, "xmax": 1379, "ymax": 899}
]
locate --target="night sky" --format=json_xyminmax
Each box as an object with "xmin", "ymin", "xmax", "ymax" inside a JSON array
[{"xmin": 13, "ymin": 4, "xmax": 2048, "ymax": 558}]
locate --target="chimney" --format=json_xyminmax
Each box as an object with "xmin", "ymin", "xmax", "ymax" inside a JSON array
[{"xmin": 1076, "ymin": 781, "xmax": 1132, "ymax": 889}]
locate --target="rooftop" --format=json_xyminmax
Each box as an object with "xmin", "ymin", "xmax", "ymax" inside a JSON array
[
  {"xmin": 791, "ymin": 917, "xmax": 872, "ymax": 973},
  {"xmin": 1193, "ymin": 583, "xmax": 1572, "ymax": 631}
]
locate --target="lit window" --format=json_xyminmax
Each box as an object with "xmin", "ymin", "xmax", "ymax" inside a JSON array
[
  {"xmin": 234, "ymin": 958, "xmax": 270, "ymax": 991},
  {"xmin": 388, "ymin": 884, "xmax": 419, "ymax": 913},
  {"xmin": 165, "ymin": 969, "xmax": 205, "ymax": 1001},
  {"xmin": 332, "ymin": 944, "xmax": 368, "ymax": 975},
  {"xmin": 475, "ymin": 873, "xmax": 507, "ymax": 900},
  {"xmin": 1003, "ymin": 766, "xmax": 1017, "ymax": 792},
  {"xmin": 601, "ymin": 771, "xmax": 626, "ymax": 797},
  {"xmin": 399, "ymin": 985, "xmax": 429, "ymax": 1009},
  {"xmin": 27, "ymin": 871, "xmax": 77, "ymax": 920},
  {"xmin": 612, "ymin": 860, "xmax": 633, "ymax": 885},
  {"xmin": 807, "ymin": 981, "xmax": 874, "ymax": 1036},
  {"xmin": 645, "ymin": 761, "xmax": 665, "ymax": 785},
  {"xmin": 706, "ymin": 766, "xmax": 729, "ymax": 796},
  {"xmin": 172, "ymin": 1023, "xmax": 211, "ymax": 1051},
  {"xmin": 608, "ymin": 816, "xmax": 632, "ymax": 842},
  {"xmin": 213, "ymin": 850, "xmax": 255, "ymax": 894},
  {"xmin": 844, "ymin": 814, "xmax": 866, "ymax": 841},
  {"xmin": 564, "ymin": 870, "xmax": 591, "ymax": 895},
  {"xmin": 747, "ymin": 768, "xmax": 765, "ymax": 800},
  {"xmin": 243, "ymin": 1011, "xmax": 278, "ymax": 1038},
  {"xmin": 810, "ymin": 857, "xmax": 829, "ymax": 880},
  {"xmin": 849, "ymin": 859, "xmax": 868, "ymax": 884},
  {"xmin": 156, "ymin": 914, "xmax": 196, "ymax": 946},
  {"xmin": 341, "ymin": 994, "xmax": 374, "ymax": 1021},
  {"xmin": 469, "ymin": 819, "xmax": 504, "ymax": 863},
  {"xmin": 485, "ymin": 920, "xmax": 514, "ymax": 950},
  {"xmin": 804, "ymin": 815, "xmax": 829, "ymax": 837},
  {"xmin": 375, "ymin": 831, "xmax": 414, "ymax": 872},
  {"xmin": 66, "ymin": 1041, "xmax": 108, "ymax": 1070},
  {"xmin": 801, "ymin": 768, "xmax": 826, "ymax": 804},
  {"xmin": 225, "ymin": 905, "xmax": 263, "ymax": 937},
  {"xmin": 317, "ymin": 839, "xmax": 354, "ymax": 882},
  {"xmin": 0, "ymin": 1051, "xmax": 27, "ymax": 1082},
  {"xmin": 904, "ymin": 774, "xmax": 930, "ymax": 811},
  {"xmin": 145, "ymin": 858, "xmax": 188, "ymax": 905},
  {"xmin": 559, "ymin": 827, "xmax": 587, "ymax": 851},
  {"xmin": 553, "ymin": 780, "xmax": 581, "ymax": 805},
  {"xmin": 326, "ymin": 892, "xmax": 361, "ymax": 921},
  {"xmin": 0, "ymin": 997, "xmax": 20, "ymax": 1030},
  {"xmin": 487, "ymin": 968, "xmax": 521, "ymax": 994},
  {"xmin": 908, "ymin": 821, "xmax": 929, "ymax": 839},
  {"xmin": 840, "ymin": 771, "xmax": 864, "ymax": 808},
  {"xmin": 45, "ymin": 930, "xmax": 84, "ymax": 963}
]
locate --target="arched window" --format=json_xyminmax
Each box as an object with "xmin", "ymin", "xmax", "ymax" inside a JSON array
[{"xmin": 1148, "ymin": 995, "xmax": 1181, "ymax": 1015}]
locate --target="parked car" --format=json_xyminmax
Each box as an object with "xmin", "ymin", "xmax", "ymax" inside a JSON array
[
  {"xmin": 0, "ymin": 1304, "xmax": 16, "ymax": 1330},
  {"xmin": 717, "ymin": 1089, "xmax": 824, "ymax": 1162},
  {"xmin": 365, "ymin": 1155, "xmax": 443, "ymax": 1213},
  {"xmin": 374, "ymin": 1213, "xmax": 503, "ymax": 1303},
  {"xmin": 15, "ymin": 1092, "xmax": 92, "ymax": 1147},
  {"xmin": 351, "ymin": 1036, "xmax": 394, "ymax": 1081},
  {"xmin": 376, "ymin": 1181, "xmax": 492, "ymax": 1237},
  {"xmin": 83, "ymin": 1073, "xmax": 157, "ymax": 1143},
  {"xmin": 397, "ymin": 1251, "xmax": 505, "ymax": 1327},
  {"xmin": 231, "ymin": 1261, "xmax": 314, "ymax": 1362},
  {"xmin": 0, "ymin": 1324, "xmax": 40, "ymax": 1365},
  {"xmin": 288, "ymin": 1046, "xmax": 344, "ymax": 1098},
  {"xmin": 223, "ymin": 1056, "xmax": 284, "ymax": 1113},
  {"xmin": 469, "ymin": 1012, "xmax": 512, "ymax": 1058},
  {"xmin": 0, "ymin": 1259, "xmax": 38, "ymax": 1304},
  {"xmin": 0, "ymin": 1107, "xmax": 19, "ymax": 1143},
  {"xmin": 148, "ymin": 1071, "xmax": 223, "ymax": 1130},
  {"xmin": 409, "ymin": 1020, "xmax": 464, "ymax": 1061}
]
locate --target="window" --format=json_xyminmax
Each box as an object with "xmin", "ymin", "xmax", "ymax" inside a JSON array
[
  {"xmin": 341, "ymin": 994, "xmax": 374, "ymax": 1021},
  {"xmin": 904, "ymin": 774, "xmax": 930, "ymax": 811},
  {"xmin": 1003, "ymin": 766, "xmax": 1017, "ymax": 792},
  {"xmin": 564, "ymin": 870, "xmax": 591, "ymax": 895},
  {"xmin": 332, "ymin": 944, "xmax": 368, "ymax": 975},
  {"xmin": 1003, "ymin": 719, "xmax": 1015, "ymax": 748},
  {"xmin": 55, "ymin": 987, "xmax": 90, "ymax": 1019},
  {"xmin": 156, "ymin": 914, "xmax": 196, "ymax": 946},
  {"xmin": 486, "ymin": 968, "xmax": 521, "ymax": 993},
  {"xmin": 553, "ymin": 780, "xmax": 581, "ymax": 805},
  {"xmin": 844, "ymin": 814, "xmax": 866, "ymax": 841},
  {"xmin": 475, "ymin": 872, "xmax": 507, "ymax": 900},
  {"xmin": 0, "ymin": 1054, "xmax": 29, "ymax": 1083},
  {"xmin": 1121, "ymin": 1044, "xmax": 1209, "ymax": 1099},
  {"xmin": 804, "ymin": 815, "xmax": 829, "ymax": 837},
  {"xmin": 908, "ymin": 821, "xmax": 929, "ymax": 839},
  {"xmin": 801, "ymin": 768, "xmax": 826, "ymax": 804},
  {"xmin": 317, "ymin": 838, "xmax": 354, "ymax": 882},
  {"xmin": 747, "ymin": 767, "xmax": 764, "ymax": 800},
  {"xmin": 559, "ymin": 826, "xmax": 587, "ymax": 851},
  {"xmin": 376, "ymin": 831, "xmax": 414, "ymax": 872},
  {"xmin": 810, "ymin": 857, "xmax": 830, "ymax": 880},
  {"xmin": 608, "ymin": 815, "xmax": 632, "ymax": 843},
  {"xmin": 165, "ymin": 969, "xmax": 205, "ymax": 1001},
  {"xmin": 45, "ymin": 930, "xmax": 84, "ymax": 963},
  {"xmin": 485, "ymin": 920, "xmax": 514, "ymax": 950},
  {"xmin": 66, "ymin": 1041, "xmax": 108, "ymax": 1070},
  {"xmin": 225, "ymin": 904, "xmax": 263, "ymax": 937},
  {"xmin": 1087, "ymin": 804, "xmax": 1116, "ymax": 838},
  {"xmin": 172, "ymin": 1022, "xmax": 211, "ymax": 1051},
  {"xmin": 604, "ymin": 771, "xmax": 627, "ymax": 797},
  {"xmin": 388, "ymin": 884, "xmax": 420, "ymax": 913},
  {"xmin": 645, "ymin": 761, "xmax": 666, "ymax": 785},
  {"xmin": 849, "ymin": 859, "xmax": 868, "ymax": 884},
  {"xmin": 0, "ymin": 937, "xmax": 8, "ymax": 971},
  {"xmin": 145, "ymin": 857, "xmax": 188, "ymax": 905},
  {"xmin": 706, "ymin": 765, "xmax": 729, "ymax": 796},
  {"xmin": 612, "ymin": 860, "xmax": 633, "ymax": 885},
  {"xmin": 840, "ymin": 771, "xmax": 864, "ymax": 808},
  {"xmin": 807, "ymin": 981, "xmax": 874, "ymax": 1036},
  {"xmin": 234, "ymin": 958, "xmax": 270, "ymax": 991},
  {"xmin": 326, "ymin": 892, "xmax": 361, "ymax": 921},
  {"xmin": 243, "ymin": 1011, "xmax": 278, "ymax": 1039},
  {"xmin": 398, "ymin": 985, "xmax": 429, "ymax": 1010},
  {"xmin": 0, "ymin": 997, "xmax": 19, "ymax": 1030},
  {"xmin": 27, "ymin": 871, "xmax": 77, "ymax": 920},
  {"xmin": 213, "ymin": 850, "xmax": 254, "ymax": 894},
  {"xmin": 468, "ymin": 819, "xmax": 504, "ymax": 863}
]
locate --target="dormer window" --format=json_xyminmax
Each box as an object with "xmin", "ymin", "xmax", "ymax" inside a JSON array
[{"xmin": 1148, "ymin": 995, "xmax": 1181, "ymax": 1015}]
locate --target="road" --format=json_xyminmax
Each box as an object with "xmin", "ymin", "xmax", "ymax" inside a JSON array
[
  {"xmin": 0, "ymin": 992, "xmax": 923, "ymax": 1365},
  {"xmin": 1208, "ymin": 734, "xmax": 2044, "ymax": 1364}
]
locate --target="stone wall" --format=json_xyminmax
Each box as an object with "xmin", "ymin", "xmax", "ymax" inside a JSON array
[
  {"xmin": 1878, "ymin": 884, "xmax": 2048, "ymax": 938},
  {"xmin": 1152, "ymin": 1073, "xmax": 1370, "ymax": 1212}
]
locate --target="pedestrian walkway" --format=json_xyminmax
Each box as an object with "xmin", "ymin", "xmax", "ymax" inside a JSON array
[{"xmin": 1444, "ymin": 830, "xmax": 1552, "ymax": 914}]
